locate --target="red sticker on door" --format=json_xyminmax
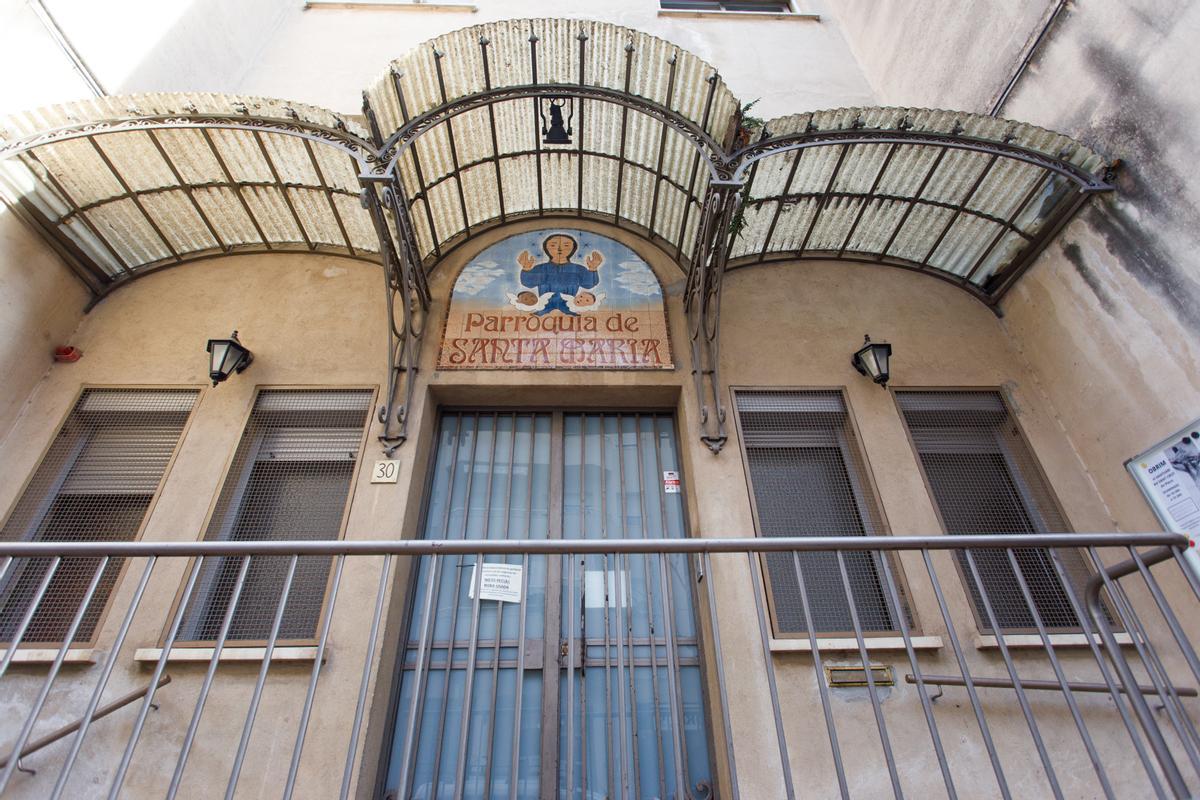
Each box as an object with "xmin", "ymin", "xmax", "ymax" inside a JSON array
[{"xmin": 663, "ymin": 470, "xmax": 680, "ymax": 494}]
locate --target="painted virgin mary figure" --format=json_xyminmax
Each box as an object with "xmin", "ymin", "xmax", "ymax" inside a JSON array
[{"xmin": 517, "ymin": 233, "xmax": 603, "ymax": 316}]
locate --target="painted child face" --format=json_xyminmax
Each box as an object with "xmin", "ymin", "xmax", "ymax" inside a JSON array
[
  {"xmin": 544, "ymin": 235, "xmax": 576, "ymax": 263},
  {"xmin": 575, "ymin": 290, "xmax": 596, "ymax": 306},
  {"xmin": 517, "ymin": 291, "xmax": 538, "ymax": 305}
]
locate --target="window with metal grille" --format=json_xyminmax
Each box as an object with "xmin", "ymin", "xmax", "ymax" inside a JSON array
[
  {"xmin": 734, "ymin": 389, "xmax": 908, "ymax": 637},
  {"xmin": 896, "ymin": 390, "xmax": 1091, "ymax": 632},
  {"xmin": 0, "ymin": 389, "xmax": 197, "ymax": 645},
  {"xmin": 178, "ymin": 389, "xmax": 372, "ymax": 642},
  {"xmin": 660, "ymin": 0, "xmax": 793, "ymax": 13}
]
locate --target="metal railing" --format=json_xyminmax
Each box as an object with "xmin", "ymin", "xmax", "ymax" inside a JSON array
[{"xmin": 0, "ymin": 532, "xmax": 1196, "ymax": 799}]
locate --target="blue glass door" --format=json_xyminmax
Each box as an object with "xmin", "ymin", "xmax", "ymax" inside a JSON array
[{"xmin": 382, "ymin": 411, "xmax": 712, "ymax": 800}]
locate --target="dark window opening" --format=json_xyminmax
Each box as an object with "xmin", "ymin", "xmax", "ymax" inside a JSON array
[
  {"xmin": 0, "ymin": 390, "xmax": 197, "ymax": 644},
  {"xmin": 735, "ymin": 390, "xmax": 910, "ymax": 637},
  {"xmin": 896, "ymin": 390, "xmax": 1093, "ymax": 632}
]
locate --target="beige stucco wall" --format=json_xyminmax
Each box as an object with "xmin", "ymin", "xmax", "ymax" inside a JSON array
[
  {"xmin": 0, "ymin": 207, "xmax": 89, "ymax": 445},
  {"xmin": 0, "ymin": 220, "xmax": 1192, "ymax": 797},
  {"xmin": 827, "ymin": 0, "xmax": 1200, "ymax": 538}
]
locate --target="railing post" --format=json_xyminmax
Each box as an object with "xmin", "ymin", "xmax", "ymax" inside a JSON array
[{"xmin": 1086, "ymin": 547, "xmax": 1192, "ymax": 798}]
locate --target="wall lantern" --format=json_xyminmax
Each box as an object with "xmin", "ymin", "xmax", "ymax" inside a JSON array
[
  {"xmin": 206, "ymin": 330, "xmax": 253, "ymax": 386},
  {"xmin": 540, "ymin": 97, "xmax": 574, "ymax": 145},
  {"xmin": 852, "ymin": 334, "xmax": 892, "ymax": 388}
]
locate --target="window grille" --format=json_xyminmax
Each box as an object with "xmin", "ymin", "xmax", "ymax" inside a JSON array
[
  {"xmin": 0, "ymin": 389, "xmax": 197, "ymax": 644},
  {"xmin": 179, "ymin": 389, "xmax": 371, "ymax": 642},
  {"xmin": 896, "ymin": 390, "xmax": 1091, "ymax": 631},
  {"xmin": 660, "ymin": 0, "xmax": 792, "ymax": 12},
  {"xmin": 735, "ymin": 390, "xmax": 907, "ymax": 636}
]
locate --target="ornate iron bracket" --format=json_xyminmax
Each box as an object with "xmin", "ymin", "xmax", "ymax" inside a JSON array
[
  {"xmin": 685, "ymin": 179, "xmax": 743, "ymax": 454},
  {"xmin": 360, "ymin": 174, "xmax": 430, "ymax": 456}
]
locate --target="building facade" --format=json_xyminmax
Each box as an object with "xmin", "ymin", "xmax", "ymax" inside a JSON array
[{"xmin": 0, "ymin": 1, "xmax": 1198, "ymax": 798}]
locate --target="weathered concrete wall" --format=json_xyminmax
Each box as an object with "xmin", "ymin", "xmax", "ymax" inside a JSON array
[
  {"xmin": 0, "ymin": 252, "xmax": 393, "ymax": 799},
  {"xmin": 998, "ymin": 1, "xmax": 1200, "ymax": 534},
  {"xmin": 0, "ymin": 0, "xmax": 874, "ymax": 118},
  {"xmin": 0, "ymin": 229, "xmax": 1190, "ymax": 797},
  {"xmin": 828, "ymin": 0, "xmax": 1200, "ymax": 534},
  {"xmin": 828, "ymin": 0, "xmax": 1058, "ymax": 112},
  {"xmin": 0, "ymin": 207, "xmax": 88, "ymax": 445}
]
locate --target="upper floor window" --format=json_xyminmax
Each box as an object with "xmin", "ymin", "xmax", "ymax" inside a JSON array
[
  {"xmin": 0, "ymin": 389, "xmax": 197, "ymax": 645},
  {"xmin": 660, "ymin": 0, "xmax": 794, "ymax": 12},
  {"xmin": 178, "ymin": 389, "xmax": 372, "ymax": 643},
  {"xmin": 734, "ymin": 389, "xmax": 910, "ymax": 638},
  {"xmin": 895, "ymin": 390, "xmax": 1092, "ymax": 632}
]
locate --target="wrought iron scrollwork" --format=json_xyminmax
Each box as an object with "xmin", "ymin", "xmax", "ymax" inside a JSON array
[
  {"xmin": 685, "ymin": 180, "xmax": 743, "ymax": 454},
  {"xmin": 360, "ymin": 175, "xmax": 429, "ymax": 456}
]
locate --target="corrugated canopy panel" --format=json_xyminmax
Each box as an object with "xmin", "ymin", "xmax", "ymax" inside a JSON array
[
  {"xmin": 730, "ymin": 106, "xmax": 1111, "ymax": 300},
  {"xmin": 364, "ymin": 18, "xmax": 740, "ymax": 268},
  {"xmin": 0, "ymin": 21, "xmax": 1113, "ymax": 309},
  {"xmin": 0, "ymin": 93, "xmax": 381, "ymax": 292}
]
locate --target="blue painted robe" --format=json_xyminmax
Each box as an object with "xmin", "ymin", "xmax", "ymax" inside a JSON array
[{"xmin": 519, "ymin": 260, "xmax": 600, "ymax": 315}]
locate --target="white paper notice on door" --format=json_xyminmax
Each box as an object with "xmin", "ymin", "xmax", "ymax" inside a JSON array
[
  {"xmin": 663, "ymin": 470, "xmax": 681, "ymax": 493},
  {"xmin": 468, "ymin": 563, "xmax": 524, "ymax": 603}
]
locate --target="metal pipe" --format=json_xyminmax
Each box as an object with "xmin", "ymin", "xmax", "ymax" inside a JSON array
[
  {"xmin": 1048, "ymin": 548, "xmax": 1167, "ymax": 797},
  {"xmin": 108, "ymin": 557, "xmax": 204, "ymax": 799},
  {"xmin": 922, "ymin": 550, "xmax": 1011, "ymax": 799},
  {"xmin": 1003, "ymin": 548, "xmax": 1115, "ymax": 800},
  {"xmin": 427, "ymin": 414, "xmax": 483, "ymax": 796},
  {"xmin": 1130, "ymin": 548, "xmax": 1200, "ymax": 689},
  {"xmin": 340, "ymin": 554, "xmax": 393, "ymax": 800},
  {"xmin": 990, "ymin": 0, "xmax": 1070, "ymax": 116},
  {"xmin": 632, "ymin": 416, "xmax": 667, "ymax": 800},
  {"xmin": 284, "ymin": 554, "xmax": 345, "ymax": 799},
  {"xmin": 0, "ymin": 533, "xmax": 1182, "ymax": 558},
  {"xmin": 701, "ymin": 553, "xmax": 739, "ymax": 800},
  {"xmin": 167, "ymin": 555, "xmax": 253, "ymax": 799},
  {"xmin": 905, "ymin": 674, "xmax": 1199, "ymax": 697},
  {"xmin": 1086, "ymin": 548, "xmax": 1192, "ymax": 798},
  {"xmin": 450, "ymin": 552, "xmax": 486, "ymax": 798},
  {"xmin": 835, "ymin": 550, "xmax": 903, "ymax": 797},
  {"xmin": 791, "ymin": 552, "xmax": 846, "ymax": 799},
  {"xmin": 651, "ymin": 429, "xmax": 689, "ymax": 793},
  {"xmin": 748, "ymin": 552, "xmax": 795, "ymax": 799},
  {"xmin": 876, "ymin": 551, "xmax": 956, "ymax": 798},
  {"xmin": 52, "ymin": 556, "xmax": 158, "ymax": 799},
  {"xmin": 225, "ymin": 554, "xmax": 300, "ymax": 800},
  {"xmin": 482, "ymin": 413, "xmax": 518, "ymax": 800},
  {"xmin": 1, "ymin": 675, "xmax": 171, "ymax": 770},
  {"xmin": 0, "ymin": 557, "xmax": 110, "ymax": 793},
  {"xmin": 27, "ymin": 0, "xmax": 106, "ymax": 96},
  {"xmin": 961, "ymin": 548, "xmax": 1063, "ymax": 799},
  {"xmin": 0, "ymin": 556, "xmax": 62, "ymax": 681},
  {"xmin": 1099, "ymin": 549, "xmax": 1200, "ymax": 774},
  {"xmin": 507, "ymin": 553, "xmax": 530, "ymax": 800},
  {"xmin": 395, "ymin": 553, "xmax": 440, "ymax": 800},
  {"xmin": 566, "ymin": 552, "xmax": 577, "ymax": 800}
]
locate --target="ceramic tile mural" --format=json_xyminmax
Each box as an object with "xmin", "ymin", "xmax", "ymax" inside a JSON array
[{"xmin": 438, "ymin": 229, "xmax": 673, "ymax": 369}]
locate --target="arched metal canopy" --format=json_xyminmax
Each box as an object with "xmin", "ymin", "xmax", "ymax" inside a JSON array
[
  {"xmin": 0, "ymin": 19, "xmax": 1115, "ymax": 453},
  {"xmin": 361, "ymin": 18, "xmax": 740, "ymax": 272},
  {"xmin": 0, "ymin": 93, "xmax": 382, "ymax": 295}
]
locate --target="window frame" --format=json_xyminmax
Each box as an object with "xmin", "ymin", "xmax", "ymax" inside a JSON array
[
  {"xmin": 729, "ymin": 386, "xmax": 918, "ymax": 640},
  {"xmin": 161, "ymin": 384, "xmax": 377, "ymax": 649},
  {"xmin": 890, "ymin": 386, "xmax": 1093, "ymax": 636},
  {"xmin": 0, "ymin": 384, "xmax": 203, "ymax": 649},
  {"xmin": 658, "ymin": 0, "xmax": 816, "ymax": 19}
]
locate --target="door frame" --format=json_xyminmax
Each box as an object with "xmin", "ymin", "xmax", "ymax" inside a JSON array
[{"xmin": 373, "ymin": 406, "xmax": 721, "ymax": 800}]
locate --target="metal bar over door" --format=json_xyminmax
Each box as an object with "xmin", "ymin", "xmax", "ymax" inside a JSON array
[{"xmin": 382, "ymin": 411, "xmax": 713, "ymax": 800}]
